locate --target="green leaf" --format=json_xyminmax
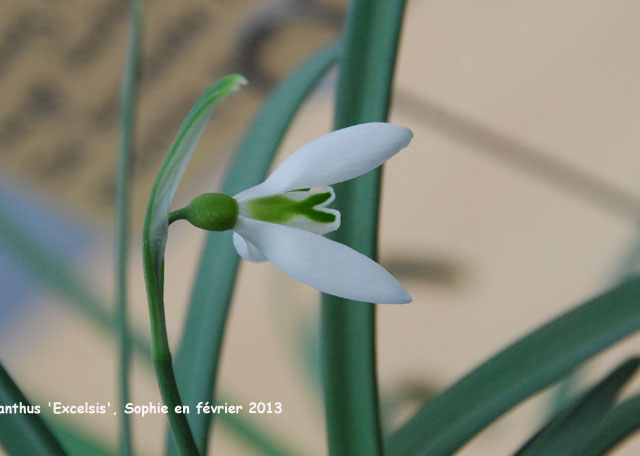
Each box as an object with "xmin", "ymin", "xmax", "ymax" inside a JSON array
[
  {"xmin": 321, "ymin": 1, "xmax": 407, "ymax": 455},
  {"xmin": 168, "ymin": 43, "xmax": 340, "ymax": 456},
  {"xmin": 514, "ymin": 357, "xmax": 639, "ymax": 456},
  {"xmin": 0, "ymin": 363, "xmax": 66, "ymax": 456},
  {"xmin": 577, "ymin": 392, "xmax": 640, "ymax": 455},
  {"xmin": 546, "ymin": 233, "xmax": 640, "ymax": 425},
  {"xmin": 143, "ymin": 74, "xmax": 246, "ymax": 456},
  {"xmin": 386, "ymin": 277, "xmax": 640, "ymax": 456},
  {"xmin": 114, "ymin": 1, "xmax": 143, "ymax": 454}
]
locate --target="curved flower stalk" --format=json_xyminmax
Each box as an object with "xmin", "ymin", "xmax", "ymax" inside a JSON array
[{"xmin": 170, "ymin": 122, "xmax": 413, "ymax": 304}]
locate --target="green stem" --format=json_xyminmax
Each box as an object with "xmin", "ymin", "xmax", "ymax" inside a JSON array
[
  {"xmin": 115, "ymin": 1, "xmax": 143, "ymax": 455},
  {"xmin": 153, "ymin": 357, "xmax": 200, "ymax": 456},
  {"xmin": 143, "ymin": 239, "xmax": 200, "ymax": 455},
  {"xmin": 168, "ymin": 208, "xmax": 188, "ymax": 225},
  {"xmin": 322, "ymin": 1, "xmax": 407, "ymax": 455}
]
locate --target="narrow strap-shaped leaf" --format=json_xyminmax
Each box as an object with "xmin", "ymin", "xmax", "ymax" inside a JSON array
[
  {"xmin": 386, "ymin": 277, "xmax": 640, "ymax": 456},
  {"xmin": 168, "ymin": 43, "xmax": 340, "ymax": 456},
  {"xmin": 577, "ymin": 392, "xmax": 640, "ymax": 455},
  {"xmin": 547, "ymin": 234, "xmax": 640, "ymax": 423},
  {"xmin": 514, "ymin": 357, "xmax": 639, "ymax": 456},
  {"xmin": 322, "ymin": 1, "xmax": 407, "ymax": 455},
  {"xmin": 114, "ymin": 1, "xmax": 143, "ymax": 454},
  {"xmin": 0, "ymin": 363, "xmax": 66, "ymax": 456},
  {"xmin": 143, "ymin": 74, "xmax": 246, "ymax": 456}
]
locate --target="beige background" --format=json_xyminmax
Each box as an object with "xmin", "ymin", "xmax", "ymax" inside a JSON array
[{"xmin": 3, "ymin": 1, "xmax": 640, "ymax": 454}]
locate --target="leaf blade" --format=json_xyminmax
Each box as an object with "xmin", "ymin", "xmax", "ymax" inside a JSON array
[
  {"xmin": 577, "ymin": 392, "xmax": 640, "ymax": 456},
  {"xmin": 321, "ymin": 1, "xmax": 408, "ymax": 455},
  {"xmin": 514, "ymin": 357, "xmax": 639, "ymax": 456},
  {"xmin": 114, "ymin": 1, "xmax": 143, "ymax": 454},
  {"xmin": 386, "ymin": 277, "xmax": 640, "ymax": 456}
]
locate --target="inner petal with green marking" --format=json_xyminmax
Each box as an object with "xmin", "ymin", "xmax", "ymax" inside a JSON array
[{"xmin": 239, "ymin": 186, "xmax": 340, "ymax": 235}]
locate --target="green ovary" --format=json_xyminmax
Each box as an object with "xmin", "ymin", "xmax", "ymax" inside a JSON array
[{"xmin": 247, "ymin": 192, "xmax": 336, "ymax": 224}]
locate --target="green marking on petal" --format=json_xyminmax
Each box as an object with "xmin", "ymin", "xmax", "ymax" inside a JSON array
[{"xmin": 248, "ymin": 191, "xmax": 336, "ymax": 224}]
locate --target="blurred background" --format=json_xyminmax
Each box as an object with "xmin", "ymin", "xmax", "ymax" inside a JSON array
[{"xmin": 1, "ymin": 0, "xmax": 640, "ymax": 454}]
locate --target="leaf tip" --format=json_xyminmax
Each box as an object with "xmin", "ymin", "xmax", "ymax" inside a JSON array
[{"xmin": 228, "ymin": 73, "xmax": 249, "ymax": 89}]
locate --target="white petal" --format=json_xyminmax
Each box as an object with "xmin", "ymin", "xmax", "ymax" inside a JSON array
[
  {"xmin": 232, "ymin": 232, "xmax": 267, "ymax": 262},
  {"xmin": 233, "ymin": 216, "xmax": 411, "ymax": 304},
  {"xmin": 234, "ymin": 122, "xmax": 412, "ymax": 201},
  {"xmin": 237, "ymin": 186, "xmax": 340, "ymax": 235}
]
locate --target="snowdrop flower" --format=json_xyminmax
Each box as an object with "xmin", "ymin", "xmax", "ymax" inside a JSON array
[{"xmin": 170, "ymin": 122, "xmax": 413, "ymax": 303}]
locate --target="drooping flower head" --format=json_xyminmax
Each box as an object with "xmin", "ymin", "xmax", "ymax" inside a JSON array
[{"xmin": 171, "ymin": 122, "xmax": 413, "ymax": 304}]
